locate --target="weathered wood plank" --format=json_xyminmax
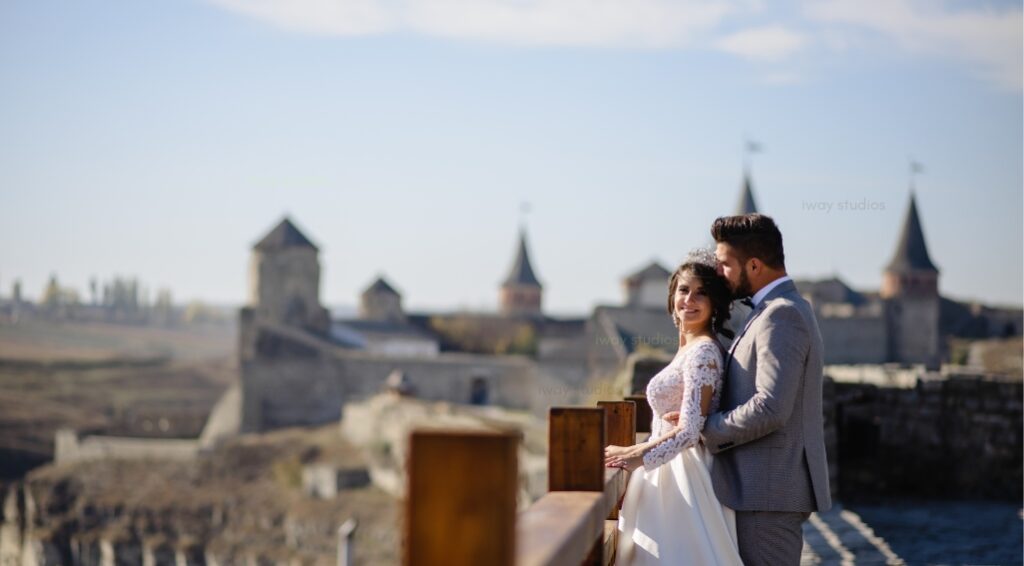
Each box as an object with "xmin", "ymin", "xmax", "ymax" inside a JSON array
[
  {"xmin": 514, "ymin": 457, "xmax": 627, "ymax": 565},
  {"xmin": 603, "ymin": 467, "xmax": 626, "ymax": 517},
  {"xmin": 515, "ymin": 492, "xmax": 605, "ymax": 566},
  {"xmin": 625, "ymin": 394, "xmax": 653, "ymax": 434},
  {"xmin": 597, "ymin": 401, "xmax": 636, "ymax": 520},
  {"xmin": 548, "ymin": 407, "xmax": 605, "ymax": 492},
  {"xmin": 603, "ymin": 520, "xmax": 618, "ymax": 566},
  {"xmin": 597, "ymin": 400, "xmax": 636, "ymax": 448},
  {"xmin": 405, "ymin": 430, "xmax": 519, "ymax": 566}
]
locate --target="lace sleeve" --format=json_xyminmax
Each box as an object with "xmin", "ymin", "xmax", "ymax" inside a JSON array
[{"xmin": 642, "ymin": 343, "xmax": 723, "ymax": 471}]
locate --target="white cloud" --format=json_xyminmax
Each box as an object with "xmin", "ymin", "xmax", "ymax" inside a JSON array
[
  {"xmin": 208, "ymin": 0, "xmax": 737, "ymax": 48},
  {"xmin": 205, "ymin": 0, "xmax": 1024, "ymax": 91},
  {"xmin": 804, "ymin": 0, "xmax": 1023, "ymax": 91},
  {"xmin": 714, "ymin": 25, "xmax": 808, "ymax": 62},
  {"xmin": 408, "ymin": 0, "xmax": 736, "ymax": 48},
  {"xmin": 209, "ymin": 0, "xmax": 396, "ymax": 36}
]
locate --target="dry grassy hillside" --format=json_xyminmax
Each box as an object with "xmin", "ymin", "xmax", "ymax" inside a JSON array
[
  {"xmin": 0, "ymin": 319, "xmax": 235, "ymax": 363},
  {"xmin": 22, "ymin": 425, "xmax": 398, "ymax": 565},
  {"xmin": 0, "ymin": 320, "xmax": 237, "ymax": 481}
]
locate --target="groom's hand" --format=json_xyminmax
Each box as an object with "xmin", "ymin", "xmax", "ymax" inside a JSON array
[{"xmin": 662, "ymin": 411, "xmax": 680, "ymax": 426}]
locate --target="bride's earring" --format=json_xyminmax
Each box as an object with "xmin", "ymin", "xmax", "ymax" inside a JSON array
[{"xmin": 672, "ymin": 314, "xmax": 680, "ymax": 328}]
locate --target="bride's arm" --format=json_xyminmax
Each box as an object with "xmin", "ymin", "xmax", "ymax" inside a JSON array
[
  {"xmin": 637, "ymin": 385, "xmax": 713, "ymax": 471},
  {"xmin": 639, "ymin": 345, "xmax": 721, "ymax": 471},
  {"xmin": 604, "ymin": 387, "xmax": 710, "ymax": 468},
  {"xmin": 644, "ymin": 386, "xmax": 713, "ymax": 446}
]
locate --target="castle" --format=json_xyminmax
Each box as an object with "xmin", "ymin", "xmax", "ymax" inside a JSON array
[
  {"xmin": 560, "ymin": 171, "xmax": 1022, "ymax": 380},
  {"xmin": 216, "ymin": 218, "xmax": 556, "ymax": 437},
  {"xmin": 744, "ymin": 173, "xmax": 1019, "ymax": 368},
  {"xmin": 204, "ymin": 174, "xmax": 1019, "ymax": 437},
  {"xmin": 796, "ymin": 189, "xmax": 944, "ymax": 367},
  {"xmin": 212, "ymin": 213, "xmax": 682, "ymax": 436}
]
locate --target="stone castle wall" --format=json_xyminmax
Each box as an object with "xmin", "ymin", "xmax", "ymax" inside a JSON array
[
  {"xmin": 54, "ymin": 429, "xmax": 198, "ymax": 464},
  {"xmin": 818, "ymin": 315, "xmax": 888, "ymax": 364},
  {"xmin": 886, "ymin": 296, "xmax": 940, "ymax": 366},
  {"xmin": 829, "ymin": 373, "xmax": 1021, "ymax": 500},
  {"xmin": 239, "ymin": 323, "xmax": 540, "ymax": 432}
]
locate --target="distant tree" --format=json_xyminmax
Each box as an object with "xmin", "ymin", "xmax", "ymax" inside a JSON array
[
  {"xmin": 61, "ymin": 288, "xmax": 80, "ymax": 310},
  {"xmin": 128, "ymin": 279, "xmax": 139, "ymax": 310},
  {"xmin": 40, "ymin": 275, "xmax": 61, "ymax": 312},
  {"xmin": 499, "ymin": 324, "xmax": 537, "ymax": 356},
  {"xmin": 153, "ymin": 289, "xmax": 175, "ymax": 325},
  {"xmin": 39, "ymin": 275, "xmax": 82, "ymax": 319},
  {"xmin": 184, "ymin": 301, "xmax": 226, "ymax": 324},
  {"xmin": 429, "ymin": 315, "xmax": 538, "ymax": 356}
]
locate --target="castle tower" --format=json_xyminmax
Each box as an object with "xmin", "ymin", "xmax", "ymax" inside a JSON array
[
  {"xmin": 721, "ymin": 170, "xmax": 760, "ymax": 344},
  {"xmin": 623, "ymin": 261, "xmax": 671, "ymax": 309},
  {"xmin": 735, "ymin": 170, "xmax": 759, "ymax": 215},
  {"xmin": 881, "ymin": 191, "xmax": 940, "ymax": 366},
  {"xmin": 499, "ymin": 229, "xmax": 543, "ymax": 317},
  {"xmin": 360, "ymin": 276, "xmax": 405, "ymax": 322},
  {"xmin": 248, "ymin": 217, "xmax": 328, "ymax": 332}
]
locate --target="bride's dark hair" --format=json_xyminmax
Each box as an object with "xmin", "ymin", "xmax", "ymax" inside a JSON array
[{"xmin": 667, "ymin": 261, "xmax": 735, "ymax": 340}]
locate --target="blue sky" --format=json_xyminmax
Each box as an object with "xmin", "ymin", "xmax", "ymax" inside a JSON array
[{"xmin": 1, "ymin": 0, "xmax": 1021, "ymax": 315}]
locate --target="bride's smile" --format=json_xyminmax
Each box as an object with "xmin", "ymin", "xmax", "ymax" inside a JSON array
[{"xmin": 675, "ymin": 275, "xmax": 712, "ymax": 329}]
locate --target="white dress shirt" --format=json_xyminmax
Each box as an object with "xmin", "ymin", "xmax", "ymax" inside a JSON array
[{"xmin": 750, "ymin": 275, "xmax": 792, "ymax": 307}]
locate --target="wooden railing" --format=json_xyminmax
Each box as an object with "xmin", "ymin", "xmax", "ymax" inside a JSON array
[{"xmin": 403, "ymin": 399, "xmax": 642, "ymax": 566}]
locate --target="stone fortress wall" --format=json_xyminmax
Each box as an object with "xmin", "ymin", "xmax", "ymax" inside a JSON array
[
  {"xmin": 54, "ymin": 429, "xmax": 198, "ymax": 465},
  {"xmin": 824, "ymin": 371, "xmax": 1022, "ymax": 500}
]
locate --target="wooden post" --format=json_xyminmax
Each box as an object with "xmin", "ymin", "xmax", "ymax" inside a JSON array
[
  {"xmin": 548, "ymin": 407, "xmax": 604, "ymax": 565},
  {"xmin": 624, "ymin": 395, "xmax": 652, "ymax": 435},
  {"xmin": 548, "ymin": 407, "xmax": 605, "ymax": 492},
  {"xmin": 404, "ymin": 430, "xmax": 519, "ymax": 566},
  {"xmin": 597, "ymin": 401, "xmax": 636, "ymax": 521},
  {"xmin": 597, "ymin": 401, "xmax": 636, "ymax": 449}
]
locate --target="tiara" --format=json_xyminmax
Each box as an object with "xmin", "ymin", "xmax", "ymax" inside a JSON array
[{"xmin": 683, "ymin": 247, "xmax": 717, "ymax": 269}]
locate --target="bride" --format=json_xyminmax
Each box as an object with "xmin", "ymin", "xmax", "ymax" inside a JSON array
[{"xmin": 604, "ymin": 249, "xmax": 743, "ymax": 565}]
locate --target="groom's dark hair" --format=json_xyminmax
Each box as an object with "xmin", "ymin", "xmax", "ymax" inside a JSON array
[{"xmin": 711, "ymin": 214, "xmax": 786, "ymax": 270}]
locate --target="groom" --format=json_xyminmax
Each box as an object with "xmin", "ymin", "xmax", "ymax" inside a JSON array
[{"xmin": 700, "ymin": 213, "xmax": 832, "ymax": 565}]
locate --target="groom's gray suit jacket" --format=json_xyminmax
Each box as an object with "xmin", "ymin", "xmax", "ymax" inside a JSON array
[{"xmin": 702, "ymin": 279, "xmax": 832, "ymax": 513}]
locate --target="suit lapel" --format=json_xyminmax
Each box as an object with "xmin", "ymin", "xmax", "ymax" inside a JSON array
[
  {"xmin": 725, "ymin": 302, "xmax": 768, "ymax": 373},
  {"xmin": 729, "ymin": 305, "xmax": 762, "ymax": 353}
]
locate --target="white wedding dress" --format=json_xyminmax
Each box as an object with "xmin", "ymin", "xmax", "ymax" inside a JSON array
[{"xmin": 616, "ymin": 340, "xmax": 743, "ymax": 565}]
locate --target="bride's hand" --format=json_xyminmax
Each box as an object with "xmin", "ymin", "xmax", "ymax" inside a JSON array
[
  {"xmin": 609, "ymin": 455, "xmax": 643, "ymax": 472},
  {"xmin": 604, "ymin": 444, "xmax": 632, "ymax": 459},
  {"xmin": 605, "ymin": 444, "xmax": 643, "ymax": 469},
  {"xmin": 662, "ymin": 411, "xmax": 680, "ymax": 426}
]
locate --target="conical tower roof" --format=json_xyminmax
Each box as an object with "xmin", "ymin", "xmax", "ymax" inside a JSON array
[
  {"xmin": 254, "ymin": 217, "xmax": 318, "ymax": 252},
  {"xmin": 735, "ymin": 171, "xmax": 759, "ymax": 215},
  {"xmin": 502, "ymin": 230, "xmax": 542, "ymax": 287},
  {"xmin": 364, "ymin": 276, "xmax": 399, "ymax": 296},
  {"xmin": 885, "ymin": 192, "xmax": 938, "ymax": 273}
]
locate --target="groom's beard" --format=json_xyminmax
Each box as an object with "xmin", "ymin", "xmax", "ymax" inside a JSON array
[{"xmin": 732, "ymin": 267, "xmax": 754, "ymax": 300}]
